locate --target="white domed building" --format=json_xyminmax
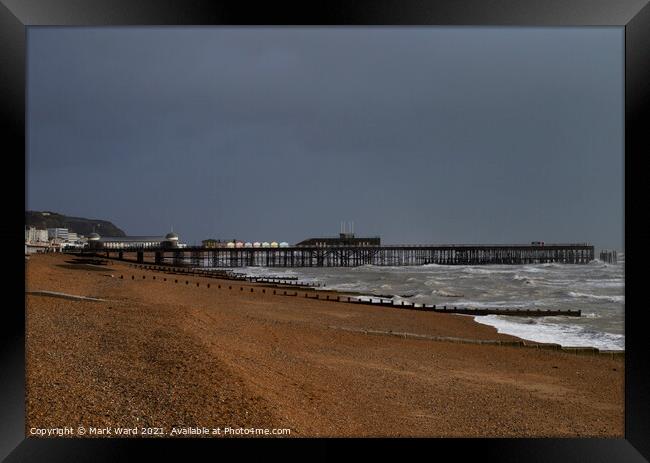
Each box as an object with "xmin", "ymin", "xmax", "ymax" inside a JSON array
[
  {"xmin": 162, "ymin": 232, "xmax": 180, "ymax": 248},
  {"xmin": 88, "ymin": 231, "xmax": 185, "ymax": 250},
  {"xmin": 87, "ymin": 232, "xmax": 101, "ymax": 249}
]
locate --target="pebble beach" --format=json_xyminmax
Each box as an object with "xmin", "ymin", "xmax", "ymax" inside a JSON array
[{"xmin": 25, "ymin": 254, "xmax": 624, "ymax": 437}]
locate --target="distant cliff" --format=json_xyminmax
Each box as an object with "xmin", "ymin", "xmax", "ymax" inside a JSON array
[{"xmin": 25, "ymin": 211, "xmax": 126, "ymax": 237}]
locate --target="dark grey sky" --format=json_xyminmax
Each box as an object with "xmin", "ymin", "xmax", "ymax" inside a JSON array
[{"xmin": 27, "ymin": 27, "xmax": 623, "ymax": 249}]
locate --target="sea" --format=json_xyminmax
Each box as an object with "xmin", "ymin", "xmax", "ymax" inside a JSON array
[{"xmin": 207, "ymin": 254, "xmax": 625, "ymax": 351}]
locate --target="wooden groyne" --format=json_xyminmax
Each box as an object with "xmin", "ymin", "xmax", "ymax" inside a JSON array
[
  {"xmin": 301, "ymin": 294, "xmax": 581, "ymax": 317},
  {"xmin": 329, "ymin": 326, "xmax": 623, "ymax": 358},
  {"xmin": 123, "ymin": 263, "xmax": 322, "ymax": 287},
  {"xmin": 119, "ymin": 263, "xmax": 580, "ymax": 317}
]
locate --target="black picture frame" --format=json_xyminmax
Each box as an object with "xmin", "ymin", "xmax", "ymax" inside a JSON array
[{"xmin": 2, "ymin": 1, "xmax": 649, "ymax": 461}]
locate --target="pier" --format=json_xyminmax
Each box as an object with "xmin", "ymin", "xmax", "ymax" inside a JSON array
[
  {"xmin": 85, "ymin": 243, "xmax": 595, "ymax": 267},
  {"xmin": 599, "ymin": 250, "xmax": 618, "ymax": 264}
]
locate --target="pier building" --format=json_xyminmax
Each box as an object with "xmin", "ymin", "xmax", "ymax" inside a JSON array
[
  {"xmin": 87, "ymin": 232, "xmax": 182, "ymax": 250},
  {"xmin": 296, "ymin": 232, "xmax": 381, "ymax": 247}
]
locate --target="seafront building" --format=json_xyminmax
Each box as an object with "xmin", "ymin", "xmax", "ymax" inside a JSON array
[
  {"xmin": 25, "ymin": 227, "xmax": 49, "ymax": 243},
  {"xmin": 47, "ymin": 227, "xmax": 69, "ymax": 241},
  {"xmin": 26, "ymin": 224, "xmax": 187, "ymax": 253},
  {"xmin": 26, "ymin": 226, "xmax": 87, "ymax": 253}
]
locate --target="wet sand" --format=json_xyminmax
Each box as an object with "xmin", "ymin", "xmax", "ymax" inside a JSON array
[{"xmin": 25, "ymin": 254, "xmax": 624, "ymax": 437}]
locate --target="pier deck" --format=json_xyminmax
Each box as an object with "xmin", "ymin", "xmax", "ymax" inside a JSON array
[{"xmin": 83, "ymin": 243, "xmax": 595, "ymax": 267}]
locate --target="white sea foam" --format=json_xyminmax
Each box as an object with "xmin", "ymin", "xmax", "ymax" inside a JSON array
[
  {"xmin": 460, "ymin": 266, "xmax": 523, "ymax": 275},
  {"xmin": 431, "ymin": 289, "xmax": 464, "ymax": 298},
  {"xmin": 582, "ymin": 279, "xmax": 624, "ymax": 289},
  {"xmin": 537, "ymin": 263, "xmax": 566, "ymax": 268},
  {"xmin": 454, "ymin": 299, "xmax": 548, "ymax": 309},
  {"xmin": 474, "ymin": 315, "xmax": 624, "ymax": 350},
  {"xmin": 567, "ymin": 291, "xmax": 624, "ymax": 303},
  {"xmin": 521, "ymin": 266, "xmax": 548, "ymax": 273},
  {"xmin": 462, "ymin": 267, "xmax": 493, "ymax": 275},
  {"xmin": 327, "ymin": 282, "xmax": 367, "ymax": 291},
  {"xmin": 352, "ymin": 295, "xmax": 392, "ymax": 304},
  {"xmin": 581, "ymin": 312, "xmax": 602, "ymax": 319}
]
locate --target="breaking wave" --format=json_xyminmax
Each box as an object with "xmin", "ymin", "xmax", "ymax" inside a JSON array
[
  {"xmin": 567, "ymin": 291, "xmax": 624, "ymax": 303},
  {"xmin": 474, "ymin": 315, "xmax": 624, "ymax": 350}
]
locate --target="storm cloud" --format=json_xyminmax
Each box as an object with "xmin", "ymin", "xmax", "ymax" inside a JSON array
[{"xmin": 27, "ymin": 27, "xmax": 623, "ymax": 249}]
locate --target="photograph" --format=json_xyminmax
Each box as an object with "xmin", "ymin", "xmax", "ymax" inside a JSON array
[{"xmin": 24, "ymin": 25, "xmax": 625, "ymax": 439}]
